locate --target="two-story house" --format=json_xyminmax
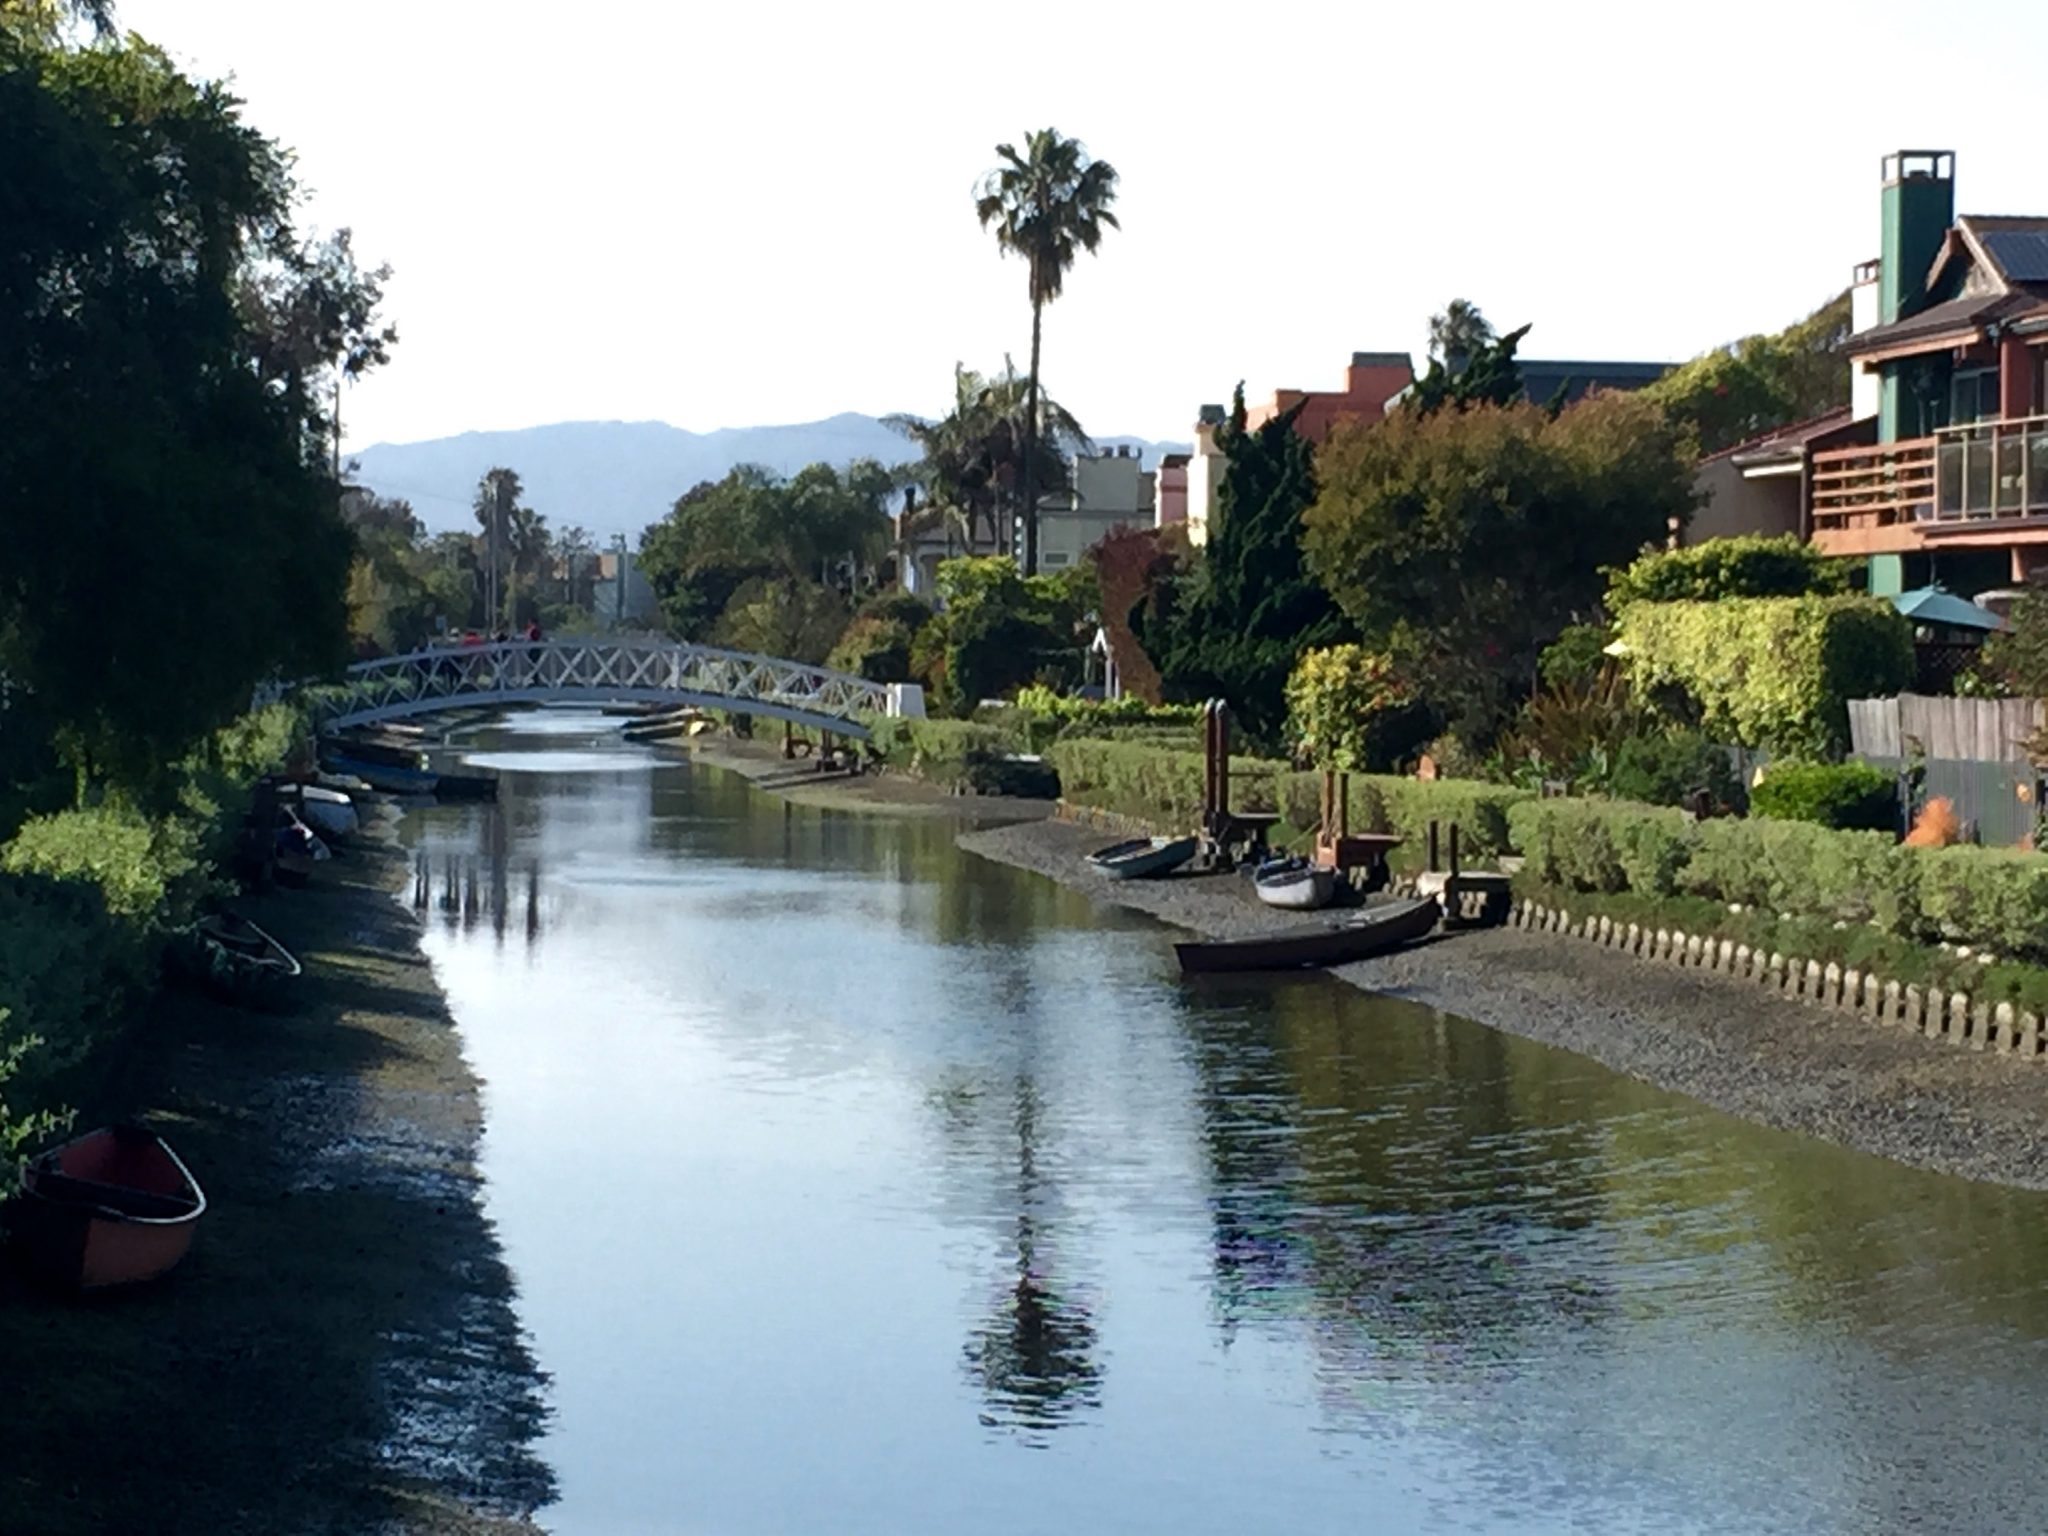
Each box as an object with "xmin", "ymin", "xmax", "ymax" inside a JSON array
[{"xmin": 1809, "ymin": 151, "xmax": 2048, "ymax": 597}]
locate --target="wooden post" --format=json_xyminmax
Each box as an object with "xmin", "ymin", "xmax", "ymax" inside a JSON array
[
  {"xmin": 782, "ymin": 719, "xmax": 795, "ymax": 760},
  {"xmin": 1449, "ymin": 822, "xmax": 1461, "ymax": 878},
  {"xmin": 1427, "ymin": 819, "xmax": 1440, "ymax": 873}
]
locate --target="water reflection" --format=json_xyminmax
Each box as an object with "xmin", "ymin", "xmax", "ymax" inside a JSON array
[
  {"xmin": 406, "ymin": 711, "xmax": 2048, "ymax": 1536},
  {"xmin": 960, "ymin": 1077, "xmax": 1102, "ymax": 1438}
]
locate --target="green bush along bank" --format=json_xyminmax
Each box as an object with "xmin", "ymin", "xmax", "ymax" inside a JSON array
[
  {"xmin": 0, "ymin": 703, "xmax": 308, "ymax": 1156},
  {"xmin": 1511, "ymin": 798, "xmax": 2048, "ymax": 971},
  {"xmin": 1045, "ymin": 738, "xmax": 1530, "ymax": 867}
]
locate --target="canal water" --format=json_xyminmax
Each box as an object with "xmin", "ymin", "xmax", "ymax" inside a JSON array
[{"xmin": 408, "ymin": 712, "xmax": 2048, "ymax": 1535}]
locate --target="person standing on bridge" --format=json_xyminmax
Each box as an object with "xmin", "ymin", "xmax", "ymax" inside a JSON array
[{"xmin": 525, "ymin": 619, "xmax": 542, "ymax": 643}]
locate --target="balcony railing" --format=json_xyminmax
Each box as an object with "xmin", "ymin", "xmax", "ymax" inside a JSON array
[
  {"xmin": 1932, "ymin": 414, "xmax": 2048, "ymax": 523},
  {"xmin": 1810, "ymin": 415, "xmax": 2048, "ymax": 544},
  {"xmin": 1810, "ymin": 436, "xmax": 1936, "ymax": 535}
]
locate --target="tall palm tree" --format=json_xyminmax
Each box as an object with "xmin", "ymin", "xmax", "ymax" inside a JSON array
[
  {"xmin": 1428, "ymin": 298, "xmax": 1496, "ymax": 376},
  {"xmin": 976, "ymin": 129, "xmax": 1119, "ymax": 575}
]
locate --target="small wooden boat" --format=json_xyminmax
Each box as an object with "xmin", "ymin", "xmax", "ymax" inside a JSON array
[
  {"xmin": 1254, "ymin": 860, "xmax": 1337, "ymax": 911},
  {"xmin": 1175, "ymin": 897, "xmax": 1438, "ymax": 975},
  {"xmin": 325, "ymin": 734, "xmax": 430, "ymax": 770},
  {"xmin": 1086, "ymin": 835, "xmax": 1199, "ymax": 881},
  {"xmin": 321, "ymin": 753, "xmax": 440, "ymax": 795},
  {"xmin": 623, "ymin": 710, "xmax": 704, "ymax": 743},
  {"xmin": 173, "ymin": 910, "xmax": 302, "ymax": 1008},
  {"xmin": 3, "ymin": 1126, "xmax": 206, "ymax": 1290},
  {"xmin": 291, "ymin": 783, "xmax": 359, "ymax": 839}
]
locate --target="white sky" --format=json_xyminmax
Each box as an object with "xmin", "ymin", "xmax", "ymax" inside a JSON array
[{"xmin": 117, "ymin": 0, "xmax": 2048, "ymax": 452}]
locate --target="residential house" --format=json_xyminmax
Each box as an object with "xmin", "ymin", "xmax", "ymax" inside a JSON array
[
  {"xmin": 1185, "ymin": 353, "xmax": 1415, "ymax": 544},
  {"xmin": 1808, "ymin": 151, "xmax": 2048, "ymax": 597},
  {"xmin": 1037, "ymin": 447, "xmax": 1156, "ymax": 570}
]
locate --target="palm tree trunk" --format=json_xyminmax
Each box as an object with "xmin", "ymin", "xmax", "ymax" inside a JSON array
[{"xmin": 1022, "ymin": 297, "xmax": 1043, "ymax": 575}]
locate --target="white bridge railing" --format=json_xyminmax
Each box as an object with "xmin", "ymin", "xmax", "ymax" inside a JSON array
[{"xmin": 311, "ymin": 638, "xmax": 897, "ymax": 738}]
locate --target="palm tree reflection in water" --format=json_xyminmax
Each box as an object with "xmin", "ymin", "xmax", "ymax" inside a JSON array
[{"xmin": 961, "ymin": 1075, "xmax": 1102, "ymax": 1439}]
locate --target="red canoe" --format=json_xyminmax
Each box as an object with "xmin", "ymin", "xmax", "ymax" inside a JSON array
[{"xmin": 5, "ymin": 1126, "xmax": 206, "ymax": 1290}]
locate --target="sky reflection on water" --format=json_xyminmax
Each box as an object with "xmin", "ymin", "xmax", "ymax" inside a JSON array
[{"xmin": 407, "ymin": 714, "xmax": 2048, "ymax": 1536}]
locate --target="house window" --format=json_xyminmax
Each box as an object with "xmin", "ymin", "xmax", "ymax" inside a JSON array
[
  {"xmin": 1041, "ymin": 551, "xmax": 1071, "ymax": 568},
  {"xmin": 1950, "ymin": 367, "xmax": 2000, "ymax": 427}
]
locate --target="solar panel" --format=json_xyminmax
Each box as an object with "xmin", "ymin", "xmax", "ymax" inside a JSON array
[{"xmin": 1981, "ymin": 229, "xmax": 2048, "ymax": 283}]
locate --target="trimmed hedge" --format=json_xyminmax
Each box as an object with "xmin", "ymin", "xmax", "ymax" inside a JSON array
[
  {"xmin": 1044, "ymin": 740, "xmax": 1532, "ymax": 863},
  {"xmin": 1510, "ymin": 797, "xmax": 2048, "ymax": 964},
  {"xmin": 1750, "ymin": 760, "xmax": 1898, "ymax": 832},
  {"xmin": 865, "ymin": 717, "xmax": 1045, "ymax": 795}
]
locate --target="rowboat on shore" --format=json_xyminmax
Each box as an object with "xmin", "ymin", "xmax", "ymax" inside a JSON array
[
  {"xmin": 173, "ymin": 910, "xmax": 302, "ymax": 1009},
  {"xmin": 623, "ymin": 710, "xmax": 706, "ymax": 743},
  {"xmin": 1175, "ymin": 897, "xmax": 1438, "ymax": 975},
  {"xmin": 1087, "ymin": 835, "xmax": 1199, "ymax": 881},
  {"xmin": 290, "ymin": 783, "xmax": 359, "ymax": 839},
  {"xmin": 1253, "ymin": 860, "xmax": 1337, "ymax": 911},
  {"xmin": 325, "ymin": 733, "xmax": 431, "ymax": 770},
  {"xmin": 3, "ymin": 1126, "xmax": 206, "ymax": 1290}
]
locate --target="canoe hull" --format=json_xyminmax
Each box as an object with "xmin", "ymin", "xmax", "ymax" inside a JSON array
[
  {"xmin": 294, "ymin": 786, "xmax": 359, "ymax": 839},
  {"xmin": 1175, "ymin": 897, "xmax": 1438, "ymax": 975},
  {"xmin": 5, "ymin": 1127, "xmax": 205, "ymax": 1291},
  {"xmin": 1088, "ymin": 835, "xmax": 1199, "ymax": 881}
]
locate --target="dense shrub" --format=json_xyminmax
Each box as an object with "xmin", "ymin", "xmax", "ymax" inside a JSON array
[
  {"xmin": 1750, "ymin": 760, "xmax": 1898, "ymax": 832},
  {"xmin": 1914, "ymin": 848, "xmax": 2048, "ymax": 964},
  {"xmin": 1283, "ymin": 645, "xmax": 1413, "ymax": 772},
  {"xmin": 1604, "ymin": 534, "xmax": 1849, "ymax": 607},
  {"xmin": 1617, "ymin": 595, "xmax": 1913, "ymax": 756},
  {"xmin": 867, "ymin": 717, "xmax": 1027, "ymax": 792},
  {"xmin": 1509, "ymin": 799, "xmax": 1692, "ymax": 895},
  {"xmin": 1604, "ymin": 729, "xmax": 1741, "ymax": 809}
]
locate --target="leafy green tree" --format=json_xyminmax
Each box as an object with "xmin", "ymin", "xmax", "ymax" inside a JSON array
[
  {"xmin": 1135, "ymin": 389, "xmax": 1351, "ymax": 745},
  {"xmin": 637, "ymin": 461, "xmax": 892, "ymax": 645},
  {"xmin": 0, "ymin": 30, "xmax": 386, "ymax": 793},
  {"xmin": 1304, "ymin": 392, "xmax": 1693, "ymax": 747},
  {"xmin": 919, "ymin": 556, "xmax": 1089, "ymax": 714},
  {"xmin": 976, "ymin": 129, "xmax": 1119, "ymax": 574},
  {"xmin": 1640, "ymin": 291, "xmax": 1851, "ymax": 455},
  {"xmin": 714, "ymin": 577, "xmax": 848, "ymax": 664}
]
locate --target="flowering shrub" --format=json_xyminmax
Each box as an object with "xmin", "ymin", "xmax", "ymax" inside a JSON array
[{"xmin": 1283, "ymin": 645, "xmax": 1412, "ymax": 772}]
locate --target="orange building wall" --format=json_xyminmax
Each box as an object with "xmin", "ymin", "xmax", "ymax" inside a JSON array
[{"xmin": 1243, "ymin": 355, "xmax": 1414, "ymax": 445}]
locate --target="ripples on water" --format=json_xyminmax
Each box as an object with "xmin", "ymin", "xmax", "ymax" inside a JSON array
[{"xmin": 406, "ymin": 712, "xmax": 2048, "ymax": 1536}]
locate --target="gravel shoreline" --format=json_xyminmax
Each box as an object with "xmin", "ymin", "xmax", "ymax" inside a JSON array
[{"xmin": 959, "ymin": 816, "xmax": 2048, "ymax": 1191}]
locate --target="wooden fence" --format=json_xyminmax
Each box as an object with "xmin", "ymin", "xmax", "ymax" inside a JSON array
[{"xmin": 1846, "ymin": 695, "xmax": 2045, "ymax": 764}]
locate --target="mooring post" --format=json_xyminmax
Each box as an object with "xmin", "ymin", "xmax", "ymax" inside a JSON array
[
  {"xmin": 1427, "ymin": 820, "xmax": 1440, "ymax": 873},
  {"xmin": 1449, "ymin": 822, "xmax": 1461, "ymax": 879}
]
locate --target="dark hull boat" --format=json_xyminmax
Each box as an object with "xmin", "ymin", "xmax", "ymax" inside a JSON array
[
  {"xmin": 321, "ymin": 753, "xmax": 441, "ymax": 796},
  {"xmin": 4, "ymin": 1126, "xmax": 205, "ymax": 1290},
  {"xmin": 1087, "ymin": 835, "xmax": 1199, "ymax": 881},
  {"xmin": 1175, "ymin": 897, "xmax": 1439, "ymax": 975},
  {"xmin": 173, "ymin": 911, "xmax": 302, "ymax": 1009}
]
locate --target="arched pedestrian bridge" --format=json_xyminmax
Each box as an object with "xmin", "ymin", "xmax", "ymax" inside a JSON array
[{"xmin": 313, "ymin": 638, "xmax": 910, "ymax": 739}]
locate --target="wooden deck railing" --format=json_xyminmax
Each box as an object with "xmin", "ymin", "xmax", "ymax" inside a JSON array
[
  {"xmin": 1809, "ymin": 436, "xmax": 1936, "ymax": 536},
  {"xmin": 1810, "ymin": 415, "xmax": 2048, "ymax": 548}
]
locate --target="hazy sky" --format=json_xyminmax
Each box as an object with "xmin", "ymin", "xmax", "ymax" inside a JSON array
[{"xmin": 118, "ymin": 0, "xmax": 2048, "ymax": 452}]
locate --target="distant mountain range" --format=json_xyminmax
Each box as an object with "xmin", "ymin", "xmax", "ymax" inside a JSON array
[{"xmin": 347, "ymin": 413, "xmax": 1190, "ymax": 542}]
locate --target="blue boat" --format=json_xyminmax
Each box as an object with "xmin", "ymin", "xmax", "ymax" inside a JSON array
[
  {"xmin": 1086, "ymin": 835, "xmax": 1199, "ymax": 881},
  {"xmin": 320, "ymin": 752, "xmax": 441, "ymax": 795}
]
